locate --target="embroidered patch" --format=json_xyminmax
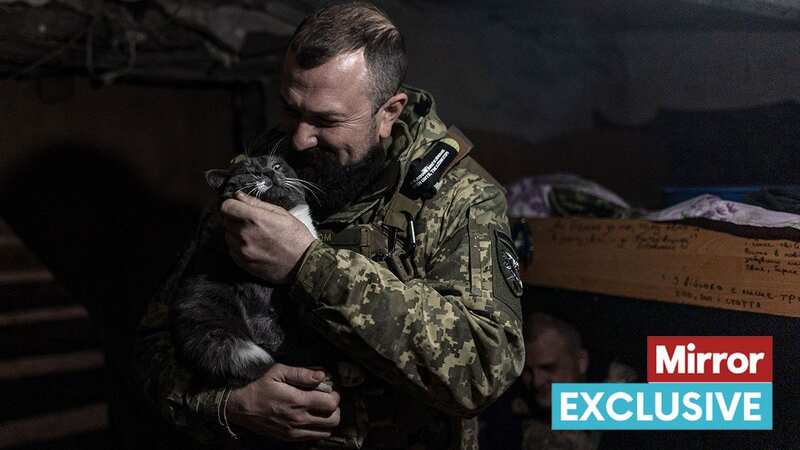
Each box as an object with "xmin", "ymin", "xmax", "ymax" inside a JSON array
[{"xmin": 495, "ymin": 229, "xmax": 524, "ymax": 298}]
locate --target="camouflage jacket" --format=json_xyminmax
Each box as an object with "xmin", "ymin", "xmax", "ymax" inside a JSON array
[{"xmin": 134, "ymin": 85, "xmax": 525, "ymax": 450}]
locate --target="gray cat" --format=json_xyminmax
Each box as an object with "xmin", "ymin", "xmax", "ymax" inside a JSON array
[{"xmin": 170, "ymin": 145, "xmax": 319, "ymax": 387}]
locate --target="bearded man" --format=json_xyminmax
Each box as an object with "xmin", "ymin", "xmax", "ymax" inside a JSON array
[{"xmin": 135, "ymin": 3, "xmax": 524, "ymax": 449}]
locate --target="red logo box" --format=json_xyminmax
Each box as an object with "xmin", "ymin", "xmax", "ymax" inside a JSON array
[{"xmin": 647, "ymin": 336, "xmax": 772, "ymax": 383}]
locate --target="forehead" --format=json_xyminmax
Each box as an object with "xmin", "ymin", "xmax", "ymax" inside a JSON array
[
  {"xmin": 281, "ymin": 49, "xmax": 372, "ymax": 114},
  {"xmin": 527, "ymin": 329, "xmax": 570, "ymax": 363}
]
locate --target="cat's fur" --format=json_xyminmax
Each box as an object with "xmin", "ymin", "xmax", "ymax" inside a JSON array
[{"xmin": 170, "ymin": 149, "xmax": 320, "ymax": 387}]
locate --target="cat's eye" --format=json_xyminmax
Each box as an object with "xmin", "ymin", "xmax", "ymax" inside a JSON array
[{"xmin": 272, "ymin": 163, "xmax": 282, "ymax": 171}]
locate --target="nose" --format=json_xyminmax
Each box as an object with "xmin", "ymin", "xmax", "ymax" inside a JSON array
[{"xmin": 291, "ymin": 121, "xmax": 318, "ymax": 151}]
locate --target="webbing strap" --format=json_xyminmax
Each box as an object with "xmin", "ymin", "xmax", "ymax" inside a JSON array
[{"xmin": 381, "ymin": 125, "xmax": 474, "ymax": 231}]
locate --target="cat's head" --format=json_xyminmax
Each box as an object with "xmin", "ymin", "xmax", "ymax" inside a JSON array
[{"xmin": 205, "ymin": 153, "xmax": 309, "ymax": 210}]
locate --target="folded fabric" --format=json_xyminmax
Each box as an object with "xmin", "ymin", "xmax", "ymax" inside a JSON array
[
  {"xmin": 506, "ymin": 174, "xmax": 631, "ymax": 218},
  {"xmin": 645, "ymin": 194, "xmax": 800, "ymax": 230},
  {"xmin": 507, "ymin": 175, "xmax": 800, "ymax": 231},
  {"xmin": 548, "ymin": 187, "xmax": 636, "ymax": 219}
]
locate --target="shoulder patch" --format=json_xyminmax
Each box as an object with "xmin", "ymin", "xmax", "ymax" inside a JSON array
[{"xmin": 494, "ymin": 229, "xmax": 524, "ymax": 298}]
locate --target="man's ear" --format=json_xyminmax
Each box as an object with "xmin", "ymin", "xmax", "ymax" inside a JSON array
[
  {"xmin": 377, "ymin": 92, "xmax": 408, "ymax": 139},
  {"xmin": 205, "ymin": 169, "xmax": 229, "ymax": 191},
  {"xmin": 577, "ymin": 349, "xmax": 589, "ymax": 376}
]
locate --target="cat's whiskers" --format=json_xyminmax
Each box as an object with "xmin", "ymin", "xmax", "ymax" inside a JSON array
[
  {"xmin": 285, "ymin": 177, "xmax": 323, "ymax": 194},
  {"xmin": 241, "ymin": 129, "xmax": 287, "ymax": 159},
  {"xmin": 291, "ymin": 182, "xmax": 323, "ymax": 202},
  {"xmin": 284, "ymin": 186, "xmax": 301, "ymax": 200},
  {"xmin": 256, "ymin": 181, "xmax": 272, "ymax": 195},
  {"xmin": 245, "ymin": 165, "xmax": 260, "ymax": 179},
  {"xmin": 284, "ymin": 179, "xmax": 322, "ymax": 203},
  {"xmin": 282, "ymin": 181, "xmax": 305, "ymax": 196},
  {"xmin": 236, "ymin": 180, "xmax": 264, "ymax": 190},
  {"xmin": 233, "ymin": 173, "xmax": 278, "ymax": 200},
  {"xmin": 268, "ymin": 135, "xmax": 286, "ymax": 157}
]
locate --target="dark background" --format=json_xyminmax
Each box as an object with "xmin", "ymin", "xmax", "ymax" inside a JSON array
[{"xmin": 1, "ymin": 1, "xmax": 798, "ymax": 449}]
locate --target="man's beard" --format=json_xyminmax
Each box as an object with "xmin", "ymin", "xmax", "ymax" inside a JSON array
[{"xmin": 286, "ymin": 143, "xmax": 387, "ymax": 220}]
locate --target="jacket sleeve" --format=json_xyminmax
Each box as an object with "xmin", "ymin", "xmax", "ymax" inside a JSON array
[
  {"xmin": 132, "ymin": 209, "xmax": 228, "ymax": 445},
  {"xmin": 291, "ymin": 170, "xmax": 525, "ymax": 417}
]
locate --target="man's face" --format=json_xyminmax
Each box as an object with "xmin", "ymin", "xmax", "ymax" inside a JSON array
[
  {"xmin": 280, "ymin": 49, "xmax": 381, "ymax": 165},
  {"xmin": 279, "ymin": 49, "xmax": 390, "ymax": 217},
  {"xmin": 523, "ymin": 329, "xmax": 588, "ymax": 409}
]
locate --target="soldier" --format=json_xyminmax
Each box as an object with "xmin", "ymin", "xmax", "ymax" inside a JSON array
[
  {"xmin": 134, "ymin": 2, "xmax": 524, "ymax": 449},
  {"xmin": 506, "ymin": 312, "xmax": 636, "ymax": 450}
]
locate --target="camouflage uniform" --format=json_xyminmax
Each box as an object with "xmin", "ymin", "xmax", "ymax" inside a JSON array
[{"xmin": 134, "ymin": 85, "xmax": 525, "ymax": 450}]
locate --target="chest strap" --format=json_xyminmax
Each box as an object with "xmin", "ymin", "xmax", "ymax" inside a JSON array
[
  {"xmin": 319, "ymin": 126, "xmax": 474, "ymax": 282},
  {"xmin": 383, "ymin": 125, "xmax": 473, "ymax": 231}
]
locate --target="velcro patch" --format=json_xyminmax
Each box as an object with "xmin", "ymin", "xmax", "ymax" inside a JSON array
[{"xmin": 495, "ymin": 229, "xmax": 524, "ymax": 298}]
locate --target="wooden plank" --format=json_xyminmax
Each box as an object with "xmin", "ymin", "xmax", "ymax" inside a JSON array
[
  {"xmin": 0, "ymin": 306, "xmax": 88, "ymax": 327},
  {"xmin": 0, "ymin": 403, "xmax": 107, "ymax": 448},
  {"xmin": 522, "ymin": 218, "xmax": 800, "ymax": 318},
  {"xmin": 0, "ymin": 350, "xmax": 104, "ymax": 380},
  {"xmin": 0, "ymin": 271, "xmax": 54, "ymax": 285},
  {"xmin": 0, "ymin": 283, "xmax": 72, "ymax": 312},
  {"xmin": 0, "ymin": 245, "xmax": 46, "ymax": 272},
  {"xmin": 0, "ymin": 319, "xmax": 98, "ymax": 358}
]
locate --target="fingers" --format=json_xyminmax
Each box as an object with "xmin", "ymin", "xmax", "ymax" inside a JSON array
[
  {"xmin": 303, "ymin": 389, "xmax": 341, "ymax": 416},
  {"xmin": 234, "ymin": 191, "xmax": 279, "ymax": 209},
  {"xmin": 283, "ymin": 428, "xmax": 333, "ymax": 441},
  {"xmin": 226, "ymin": 363, "xmax": 343, "ymax": 442},
  {"xmin": 220, "ymin": 197, "xmax": 252, "ymax": 221},
  {"xmin": 232, "ymin": 192, "xmax": 286, "ymax": 212},
  {"xmin": 274, "ymin": 364, "xmax": 340, "ymax": 415},
  {"xmin": 295, "ymin": 404, "xmax": 341, "ymax": 430},
  {"xmin": 280, "ymin": 364, "xmax": 328, "ymax": 389},
  {"xmin": 223, "ymin": 227, "xmax": 249, "ymax": 264},
  {"xmin": 249, "ymin": 420, "xmax": 335, "ymax": 442},
  {"xmin": 226, "ymin": 362, "xmax": 344, "ymax": 442},
  {"xmin": 221, "ymin": 194, "xmax": 288, "ymax": 224}
]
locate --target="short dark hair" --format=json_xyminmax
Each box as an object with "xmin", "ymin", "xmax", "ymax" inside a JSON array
[
  {"xmin": 289, "ymin": 2, "xmax": 407, "ymax": 110},
  {"xmin": 525, "ymin": 312, "xmax": 584, "ymax": 355}
]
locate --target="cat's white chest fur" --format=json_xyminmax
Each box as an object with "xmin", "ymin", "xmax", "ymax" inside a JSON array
[{"xmin": 289, "ymin": 204, "xmax": 318, "ymax": 238}]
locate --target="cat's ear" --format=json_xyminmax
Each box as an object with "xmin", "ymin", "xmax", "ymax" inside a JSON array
[{"xmin": 205, "ymin": 169, "xmax": 229, "ymax": 191}]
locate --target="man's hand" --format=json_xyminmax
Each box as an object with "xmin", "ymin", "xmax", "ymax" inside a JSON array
[
  {"xmin": 221, "ymin": 192, "xmax": 315, "ymax": 284},
  {"xmin": 227, "ymin": 363, "xmax": 341, "ymax": 441}
]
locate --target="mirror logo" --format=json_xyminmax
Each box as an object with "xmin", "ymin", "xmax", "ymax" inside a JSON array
[{"xmin": 552, "ymin": 336, "xmax": 773, "ymax": 430}]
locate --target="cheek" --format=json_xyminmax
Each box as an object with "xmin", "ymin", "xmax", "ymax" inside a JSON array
[
  {"xmin": 556, "ymin": 365, "xmax": 581, "ymax": 382},
  {"xmin": 317, "ymin": 129, "xmax": 369, "ymax": 165}
]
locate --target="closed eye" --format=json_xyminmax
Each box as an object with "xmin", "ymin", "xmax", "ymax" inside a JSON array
[
  {"xmin": 279, "ymin": 95, "xmax": 341, "ymax": 128},
  {"xmin": 308, "ymin": 116, "xmax": 339, "ymax": 128}
]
